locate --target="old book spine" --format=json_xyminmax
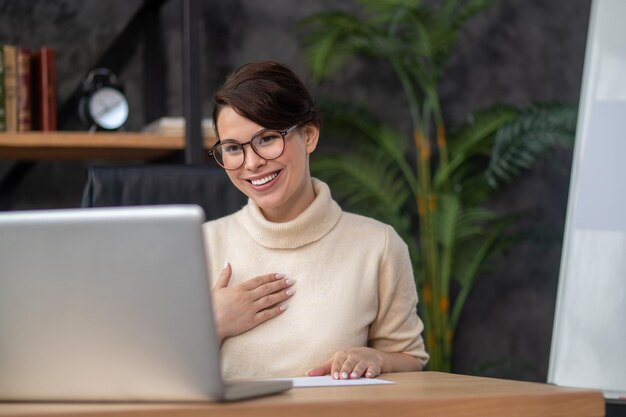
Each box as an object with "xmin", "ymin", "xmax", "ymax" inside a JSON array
[
  {"xmin": 0, "ymin": 46, "xmax": 5, "ymax": 131},
  {"xmin": 3, "ymin": 45, "xmax": 18, "ymax": 132},
  {"xmin": 16, "ymin": 47, "xmax": 32, "ymax": 131},
  {"xmin": 32, "ymin": 47, "xmax": 57, "ymax": 131}
]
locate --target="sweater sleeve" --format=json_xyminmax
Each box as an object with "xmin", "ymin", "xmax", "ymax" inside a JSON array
[{"xmin": 368, "ymin": 225, "xmax": 429, "ymax": 368}]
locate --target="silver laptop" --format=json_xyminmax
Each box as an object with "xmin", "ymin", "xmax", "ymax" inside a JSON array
[{"xmin": 0, "ymin": 205, "xmax": 291, "ymax": 402}]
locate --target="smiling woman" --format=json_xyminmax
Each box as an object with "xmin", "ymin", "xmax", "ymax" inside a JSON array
[
  {"xmin": 211, "ymin": 106, "xmax": 317, "ymax": 223},
  {"xmin": 202, "ymin": 61, "xmax": 429, "ymax": 380}
]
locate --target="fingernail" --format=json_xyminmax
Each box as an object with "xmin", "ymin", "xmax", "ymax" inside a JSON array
[
  {"xmin": 333, "ymin": 372, "xmax": 339, "ymax": 379},
  {"xmin": 305, "ymin": 369, "xmax": 312, "ymax": 376},
  {"xmin": 285, "ymin": 278, "xmax": 296, "ymax": 285},
  {"xmin": 341, "ymin": 372, "xmax": 348, "ymax": 379},
  {"xmin": 366, "ymin": 372, "xmax": 374, "ymax": 378},
  {"xmin": 222, "ymin": 259, "xmax": 229, "ymax": 269},
  {"xmin": 351, "ymin": 372, "xmax": 358, "ymax": 378},
  {"xmin": 279, "ymin": 304, "xmax": 289, "ymax": 311},
  {"xmin": 275, "ymin": 273, "xmax": 285, "ymax": 280},
  {"xmin": 285, "ymin": 288, "xmax": 296, "ymax": 296}
]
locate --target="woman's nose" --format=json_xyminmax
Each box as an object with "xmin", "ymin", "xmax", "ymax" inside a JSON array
[{"xmin": 243, "ymin": 146, "xmax": 266, "ymax": 171}]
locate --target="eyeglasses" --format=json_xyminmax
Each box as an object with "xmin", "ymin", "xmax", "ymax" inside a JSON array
[{"xmin": 208, "ymin": 125, "xmax": 298, "ymax": 170}]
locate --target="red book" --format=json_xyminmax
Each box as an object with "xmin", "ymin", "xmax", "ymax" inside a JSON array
[
  {"xmin": 0, "ymin": 47, "xmax": 5, "ymax": 131},
  {"xmin": 31, "ymin": 47, "xmax": 57, "ymax": 131},
  {"xmin": 3, "ymin": 45, "xmax": 18, "ymax": 132},
  {"xmin": 16, "ymin": 47, "xmax": 31, "ymax": 131}
]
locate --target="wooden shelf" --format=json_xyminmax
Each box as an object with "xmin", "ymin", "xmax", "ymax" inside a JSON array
[{"xmin": 0, "ymin": 132, "xmax": 214, "ymax": 161}]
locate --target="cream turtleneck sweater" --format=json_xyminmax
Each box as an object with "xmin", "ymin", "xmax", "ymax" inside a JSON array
[{"xmin": 203, "ymin": 179, "xmax": 428, "ymax": 378}]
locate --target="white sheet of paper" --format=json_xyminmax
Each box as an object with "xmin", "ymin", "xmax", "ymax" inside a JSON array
[{"xmin": 274, "ymin": 376, "xmax": 396, "ymax": 388}]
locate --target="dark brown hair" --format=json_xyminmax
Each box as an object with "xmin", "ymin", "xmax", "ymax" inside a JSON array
[{"xmin": 212, "ymin": 61, "xmax": 320, "ymax": 138}]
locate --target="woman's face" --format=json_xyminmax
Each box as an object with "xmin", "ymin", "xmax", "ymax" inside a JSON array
[{"xmin": 216, "ymin": 106, "xmax": 319, "ymax": 222}]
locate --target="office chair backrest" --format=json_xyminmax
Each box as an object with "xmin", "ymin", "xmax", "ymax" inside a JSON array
[{"xmin": 81, "ymin": 165, "xmax": 247, "ymax": 221}]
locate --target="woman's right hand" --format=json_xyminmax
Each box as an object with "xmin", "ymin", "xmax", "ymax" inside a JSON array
[{"xmin": 211, "ymin": 261, "xmax": 295, "ymax": 344}]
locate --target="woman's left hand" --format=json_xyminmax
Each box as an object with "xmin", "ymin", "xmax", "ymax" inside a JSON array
[{"xmin": 306, "ymin": 347, "xmax": 384, "ymax": 379}]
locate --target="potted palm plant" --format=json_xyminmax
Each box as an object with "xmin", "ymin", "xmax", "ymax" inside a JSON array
[{"xmin": 299, "ymin": 0, "xmax": 577, "ymax": 372}]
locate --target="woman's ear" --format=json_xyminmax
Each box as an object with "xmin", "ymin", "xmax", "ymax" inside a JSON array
[{"xmin": 303, "ymin": 123, "xmax": 320, "ymax": 154}]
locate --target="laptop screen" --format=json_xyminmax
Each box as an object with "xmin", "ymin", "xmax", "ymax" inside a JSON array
[{"xmin": 0, "ymin": 205, "xmax": 225, "ymax": 401}]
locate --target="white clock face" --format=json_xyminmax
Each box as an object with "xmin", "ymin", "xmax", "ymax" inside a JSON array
[{"xmin": 88, "ymin": 87, "xmax": 129, "ymax": 130}]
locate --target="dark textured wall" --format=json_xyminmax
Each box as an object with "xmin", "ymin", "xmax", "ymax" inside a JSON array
[
  {"xmin": 438, "ymin": 0, "xmax": 591, "ymax": 381},
  {"xmin": 0, "ymin": 0, "xmax": 592, "ymax": 381}
]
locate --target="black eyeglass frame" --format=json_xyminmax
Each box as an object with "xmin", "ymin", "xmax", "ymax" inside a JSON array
[{"xmin": 208, "ymin": 125, "xmax": 299, "ymax": 170}]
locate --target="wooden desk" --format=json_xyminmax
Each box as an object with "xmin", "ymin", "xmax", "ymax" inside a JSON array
[
  {"xmin": 0, "ymin": 372, "xmax": 605, "ymax": 417},
  {"xmin": 0, "ymin": 132, "xmax": 215, "ymax": 160}
]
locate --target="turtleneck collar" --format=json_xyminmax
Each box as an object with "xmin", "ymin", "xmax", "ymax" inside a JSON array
[{"xmin": 237, "ymin": 178, "xmax": 342, "ymax": 249}]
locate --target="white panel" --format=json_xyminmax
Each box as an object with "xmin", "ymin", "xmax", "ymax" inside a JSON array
[{"xmin": 548, "ymin": 0, "xmax": 626, "ymax": 399}]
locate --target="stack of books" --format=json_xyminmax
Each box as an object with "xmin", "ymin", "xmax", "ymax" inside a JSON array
[{"xmin": 0, "ymin": 45, "xmax": 57, "ymax": 132}]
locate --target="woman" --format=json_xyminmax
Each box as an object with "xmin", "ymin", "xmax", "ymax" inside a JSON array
[{"xmin": 203, "ymin": 61, "xmax": 428, "ymax": 379}]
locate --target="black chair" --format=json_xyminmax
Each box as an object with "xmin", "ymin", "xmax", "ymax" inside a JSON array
[{"xmin": 81, "ymin": 164, "xmax": 247, "ymax": 221}]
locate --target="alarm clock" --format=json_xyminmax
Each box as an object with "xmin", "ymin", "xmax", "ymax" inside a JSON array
[{"xmin": 78, "ymin": 69, "xmax": 129, "ymax": 131}]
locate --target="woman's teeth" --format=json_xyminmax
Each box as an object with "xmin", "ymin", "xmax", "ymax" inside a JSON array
[{"xmin": 251, "ymin": 172, "xmax": 278, "ymax": 186}]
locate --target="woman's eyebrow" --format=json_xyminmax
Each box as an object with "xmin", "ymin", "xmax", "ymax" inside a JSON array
[{"xmin": 221, "ymin": 128, "xmax": 271, "ymax": 143}]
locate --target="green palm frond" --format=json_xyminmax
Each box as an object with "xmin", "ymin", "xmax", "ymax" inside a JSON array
[
  {"xmin": 404, "ymin": 0, "xmax": 489, "ymax": 73},
  {"xmin": 486, "ymin": 103, "xmax": 578, "ymax": 188},
  {"xmin": 447, "ymin": 105, "xmax": 518, "ymax": 154},
  {"xmin": 433, "ymin": 194, "xmax": 460, "ymax": 249},
  {"xmin": 442, "ymin": 0, "xmax": 491, "ymax": 29},
  {"xmin": 299, "ymin": 12, "xmax": 388, "ymax": 81},
  {"xmin": 319, "ymin": 101, "xmax": 419, "ymax": 195},
  {"xmin": 300, "ymin": 1, "xmax": 488, "ymax": 85},
  {"xmin": 319, "ymin": 101, "xmax": 409, "ymax": 151},
  {"xmin": 449, "ymin": 222, "xmax": 504, "ymax": 331},
  {"xmin": 435, "ymin": 106, "xmax": 517, "ymax": 190},
  {"xmin": 361, "ymin": 0, "xmax": 424, "ymax": 13},
  {"xmin": 454, "ymin": 207, "xmax": 499, "ymax": 241},
  {"xmin": 434, "ymin": 198, "xmax": 499, "ymax": 284},
  {"xmin": 312, "ymin": 148, "xmax": 411, "ymax": 233},
  {"xmin": 298, "ymin": 12, "xmax": 367, "ymax": 80}
]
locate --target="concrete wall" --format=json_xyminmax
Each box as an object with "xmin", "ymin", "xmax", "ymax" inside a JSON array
[{"xmin": 0, "ymin": 0, "xmax": 592, "ymax": 381}]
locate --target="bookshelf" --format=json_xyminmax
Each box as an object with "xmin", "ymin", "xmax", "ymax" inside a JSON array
[
  {"xmin": 1, "ymin": 0, "xmax": 205, "ymax": 163},
  {"xmin": 0, "ymin": 1, "xmax": 207, "ymax": 206},
  {"xmin": 0, "ymin": 132, "xmax": 213, "ymax": 161}
]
